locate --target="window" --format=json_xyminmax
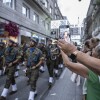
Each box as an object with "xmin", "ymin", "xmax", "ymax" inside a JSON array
[
  {"xmin": 46, "ymin": 23, "xmax": 50, "ymax": 30},
  {"xmin": 22, "ymin": 4, "xmax": 30, "ymax": 18},
  {"xmin": 3, "ymin": 0, "xmax": 15, "ymax": 9},
  {"xmin": 44, "ymin": 0, "xmax": 48, "ymax": 8},
  {"xmin": 41, "ymin": 18, "xmax": 45, "ymax": 26},
  {"xmin": 47, "ymin": 23, "xmax": 50, "ymax": 30},
  {"xmin": 57, "ymin": 15, "xmax": 59, "ymax": 19},
  {"xmin": 55, "ymin": 3, "xmax": 57, "ymax": 7},
  {"xmin": 49, "ymin": 6, "xmax": 52, "ymax": 14},
  {"xmin": 33, "ymin": 13, "xmax": 39, "ymax": 24},
  {"xmin": 55, "ymin": 15, "xmax": 57, "ymax": 20},
  {"xmin": 33, "ymin": 14, "xmax": 36, "ymax": 21}
]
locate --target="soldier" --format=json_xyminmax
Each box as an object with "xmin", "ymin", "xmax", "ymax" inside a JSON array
[
  {"xmin": 58, "ymin": 54, "xmax": 63, "ymax": 69},
  {"xmin": 53, "ymin": 43, "xmax": 60, "ymax": 77},
  {"xmin": 0, "ymin": 40, "xmax": 21, "ymax": 100},
  {"xmin": 25, "ymin": 38, "xmax": 44, "ymax": 100},
  {"xmin": 0, "ymin": 42, "xmax": 5, "ymax": 76},
  {"xmin": 46, "ymin": 39, "xmax": 60, "ymax": 86},
  {"xmin": 38, "ymin": 43, "xmax": 46, "ymax": 73},
  {"xmin": 20, "ymin": 41, "xmax": 28, "ymax": 66},
  {"xmin": 13, "ymin": 42, "xmax": 20, "ymax": 78}
]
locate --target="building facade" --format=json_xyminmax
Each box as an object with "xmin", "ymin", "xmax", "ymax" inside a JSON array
[
  {"xmin": 70, "ymin": 24, "xmax": 83, "ymax": 46},
  {"xmin": 83, "ymin": 0, "xmax": 100, "ymax": 40},
  {"xmin": 0, "ymin": 0, "xmax": 63, "ymax": 44}
]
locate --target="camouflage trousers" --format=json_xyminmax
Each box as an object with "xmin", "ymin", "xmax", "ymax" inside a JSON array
[
  {"xmin": 0, "ymin": 58, "xmax": 4, "ymax": 70},
  {"xmin": 26, "ymin": 68, "xmax": 39, "ymax": 91},
  {"xmin": 46, "ymin": 58, "xmax": 59, "ymax": 77},
  {"xmin": 4, "ymin": 66, "xmax": 16, "ymax": 89}
]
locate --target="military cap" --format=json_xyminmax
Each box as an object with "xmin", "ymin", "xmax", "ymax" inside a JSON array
[
  {"xmin": 14, "ymin": 42, "xmax": 18, "ymax": 45},
  {"xmin": 14, "ymin": 42, "xmax": 19, "ymax": 46},
  {"xmin": 30, "ymin": 38, "xmax": 37, "ymax": 43},
  {"xmin": 0, "ymin": 42, "xmax": 4, "ymax": 47},
  {"xmin": 9, "ymin": 39, "xmax": 15, "ymax": 44},
  {"xmin": 48, "ymin": 38, "xmax": 52, "ymax": 42}
]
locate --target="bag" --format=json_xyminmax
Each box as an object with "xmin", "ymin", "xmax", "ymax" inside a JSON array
[
  {"xmin": 76, "ymin": 75, "xmax": 81, "ymax": 86},
  {"xmin": 70, "ymin": 73, "xmax": 81, "ymax": 86},
  {"xmin": 70, "ymin": 73, "xmax": 77, "ymax": 83}
]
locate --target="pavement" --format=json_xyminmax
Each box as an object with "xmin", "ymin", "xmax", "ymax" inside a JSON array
[
  {"xmin": 0, "ymin": 65, "xmax": 83, "ymax": 100},
  {"xmin": 0, "ymin": 65, "xmax": 51, "ymax": 100},
  {"xmin": 45, "ymin": 68, "xmax": 83, "ymax": 100}
]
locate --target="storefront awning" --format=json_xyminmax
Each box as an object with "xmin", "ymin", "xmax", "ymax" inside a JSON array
[{"xmin": 20, "ymin": 30, "xmax": 31, "ymax": 37}]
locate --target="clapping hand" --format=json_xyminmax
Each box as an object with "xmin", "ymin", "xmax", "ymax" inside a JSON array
[{"xmin": 57, "ymin": 39, "xmax": 77, "ymax": 54}]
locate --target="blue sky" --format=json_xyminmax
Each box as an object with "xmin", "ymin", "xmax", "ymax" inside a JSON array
[{"xmin": 58, "ymin": 0, "xmax": 91, "ymax": 25}]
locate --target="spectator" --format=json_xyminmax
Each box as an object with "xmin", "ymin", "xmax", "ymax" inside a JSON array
[
  {"xmin": 57, "ymin": 38, "xmax": 100, "ymax": 75},
  {"xmin": 82, "ymin": 40, "xmax": 93, "ymax": 100},
  {"xmin": 60, "ymin": 44, "xmax": 100, "ymax": 100}
]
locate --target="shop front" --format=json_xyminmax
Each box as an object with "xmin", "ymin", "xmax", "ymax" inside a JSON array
[
  {"xmin": 32, "ymin": 32, "xmax": 46, "ymax": 44},
  {"xmin": 20, "ymin": 29, "xmax": 32, "ymax": 44}
]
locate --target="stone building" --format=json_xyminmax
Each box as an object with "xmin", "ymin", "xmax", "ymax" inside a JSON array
[
  {"xmin": 83, "ymin": 0, "xmax": 100, "ymax": 40},
  {"xmin": 0, "ymin": 0, "xmax": 63, "ymax": 44}
]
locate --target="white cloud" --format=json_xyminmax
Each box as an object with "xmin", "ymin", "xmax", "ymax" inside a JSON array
[{"xmin": 58, "ymin": 0, "xmax": 91, "ymax": 25}]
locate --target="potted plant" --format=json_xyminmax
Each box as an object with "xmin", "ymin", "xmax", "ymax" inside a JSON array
[{"xmin": 5, "ymin": 22, "xmax": 19, "ymax": 37}]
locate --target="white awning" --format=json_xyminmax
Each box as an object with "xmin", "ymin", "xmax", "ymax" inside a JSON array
[{"xmin": 20, "ymin": 30, "xmax": 31, "ymax": 37}]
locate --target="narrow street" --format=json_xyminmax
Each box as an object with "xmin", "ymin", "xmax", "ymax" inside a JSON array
[
  {"xmin": 0, "ymin": 0, "xmax": 100, "ymax": 100},
  {"xmin": 0, "ymin": 66, "xmax": 83, "ymax": 100}
]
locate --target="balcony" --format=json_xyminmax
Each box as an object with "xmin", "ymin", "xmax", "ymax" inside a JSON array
[{"xmin": 33, "ymin": 0, "xmax": 52, "ymax": 19}]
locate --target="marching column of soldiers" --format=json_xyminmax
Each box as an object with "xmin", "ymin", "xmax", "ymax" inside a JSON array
[{"xmin": 0, "ymin": 38, "xmax": 64, "ymax": 100}]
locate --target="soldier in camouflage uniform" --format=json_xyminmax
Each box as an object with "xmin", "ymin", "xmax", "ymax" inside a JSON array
[
  {"xmin": 25, "ymin": 38, "xmax": 44, "ymax": 100},
  {"xmin": 0, "ymin": 42, "xmax": 5, "ymax": 76},
  {"xmin": 46, "ymin": 39, "xmax": 60, "ymax": 85},
  {"xmin": 0, "ymin": 40, "xmax": 21, "ymax": 100},
  {"xmin": 13, "ymin": 42, "xmax": 20, "ymax": 78},
  {"xmin": 38, "ymin": 43, "xmax": 46, "ymax": 73},
  {"xmin": 52, "ymin": 43, "xmax": 60, "ymax": 77},
  {"xmin": 20, "ymin": 41, "xmax": 28, "ymax": 65}
]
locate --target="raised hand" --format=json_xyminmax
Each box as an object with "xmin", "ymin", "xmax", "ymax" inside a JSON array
[{"xmin": 57, "ymin": 39, "xmax": 77, "ymax": 54}]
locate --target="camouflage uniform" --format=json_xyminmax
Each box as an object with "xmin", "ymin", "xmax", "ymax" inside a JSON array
[
  {"xmin": 4, "ymin": 45, "xmax": 21, "ymax": 89},
  {"xmin": 0, "ymin": 40, "xmax": 21, "ymax": 100},
  {"xmin": 25, "ymin": 47, "xmax": 44, "ymax": 91},
  {"xmin": 0, "ymin": 42, "xmax": 5, "ymax": 76},
  {"xmin": 20, "ymin": 43, "xmax": 28, "ymax": 63},
  {"xmin": 46, "ymin": 44, "xmax": 60, "ymax": 83},
  {"xmin": 38, "ymin": 43, "xmax": 46, "ymax": 73},
  {"xmin": 14, "ymin": 43, "xmax": 21, "ymax": 77}
]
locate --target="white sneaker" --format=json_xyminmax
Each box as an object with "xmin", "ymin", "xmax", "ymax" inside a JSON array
[
  {"xmin": 54, "ymin": 69, "xmax": 58, "ymax": 74},
  {"xmin": 49, "ymin": 77, "xmax": 53, "ymax": 83},
  {"xmin": 17, "ymin": 65, "xmax": 20, "ymax": 70},
  {"xmin": 40, "ymin": 66, "xmax": 45, "ymax": 72},
  {"xmin": 1, "ymin": 88, "xmax": 8, "ymax": 97},
  {"xmin": 14, "ymin": 71, "xmax": 19, "ymax": 77},
  {"xmin": 59, "ymin": 64, "xmax": 63, "ymax": 68},
  {"xmin": 12, "ymin": 84, "xmax": 17, "ymax": 91},
  {"xmin": 23, "ymin": 68, "xmax": 27, "ymax": 73},
  {"xmin": 28, "ymin": 91, "xmax": 35, "ymax": 100}
]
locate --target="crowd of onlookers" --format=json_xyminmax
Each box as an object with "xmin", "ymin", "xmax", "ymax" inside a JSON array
[{"xmin": 58, "ymin": 37, "xmax": 100, "ymax": 100}]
